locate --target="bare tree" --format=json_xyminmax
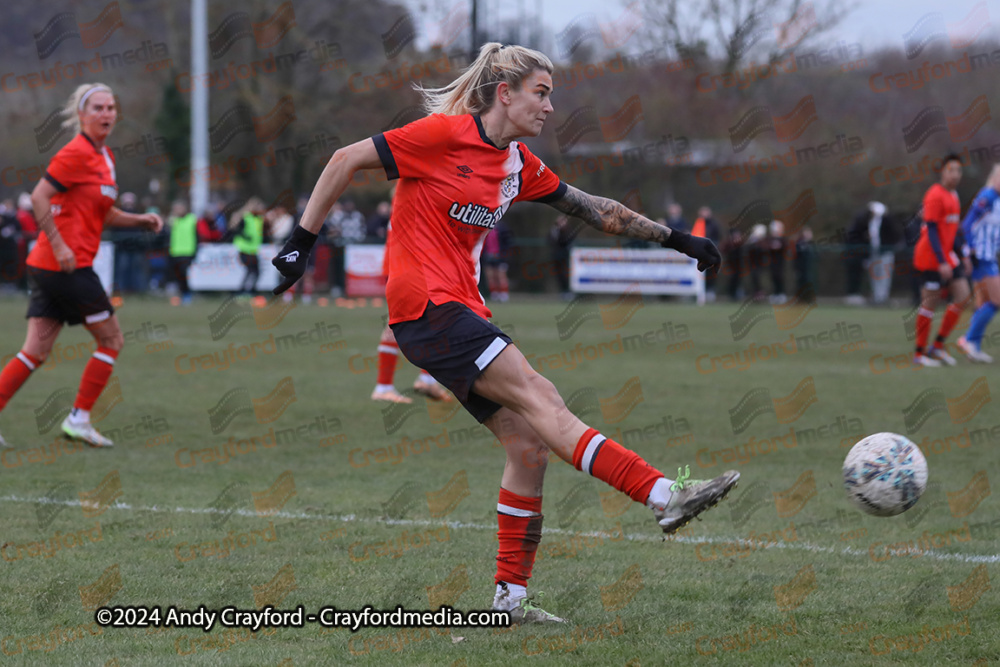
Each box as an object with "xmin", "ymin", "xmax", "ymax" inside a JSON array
[{"xmin": 637, "ymin": 0, "xmax": 858, "ymax": 72}]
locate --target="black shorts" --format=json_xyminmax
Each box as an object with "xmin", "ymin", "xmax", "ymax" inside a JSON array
[
  {"xmin": 919, "ymin": 264, "xmax": 966, "ymax": 290},
  {"xmin": 482, "ymin": 254, "xmax": 507, "ymax": 269},
  {"xmin": 390, "ymin": 301, "xmax": 513, "ymax": 423},
  {"xmin": 26, "ymin": 266, "xmax": 114, "ymax": 326}
]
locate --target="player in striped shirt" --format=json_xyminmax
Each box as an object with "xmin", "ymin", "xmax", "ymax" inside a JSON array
[
  {"xmin": 957, "ymin": 164, "xmax": 1000, "ymax": 363},
  {"xmin": 271, "ymin": 43, "xmax": 738, "ymax": 623}
]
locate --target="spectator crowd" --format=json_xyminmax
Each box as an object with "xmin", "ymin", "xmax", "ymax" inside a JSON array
[{"xmin": 0, "ymin": 190, "xmax": 922, "ymax": 306}]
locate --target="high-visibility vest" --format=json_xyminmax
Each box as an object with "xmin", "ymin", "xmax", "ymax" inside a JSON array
[
  {"xmin": 233, "ymin": 214, "xmax": 263, "ymax": 255},
  {"xmin": 169, "ymin": 213, "xmax": 197, "ymax": 257}
]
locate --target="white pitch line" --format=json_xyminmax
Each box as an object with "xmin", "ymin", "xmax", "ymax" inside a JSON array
[{"xmin": 4, "ymin": 495, "xmax": 999, "ymax": 564}]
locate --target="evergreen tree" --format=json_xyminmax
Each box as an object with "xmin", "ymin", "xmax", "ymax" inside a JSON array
[{"xmin": 154, "ymin": 80, "xmax": 191, "ymax": 205}]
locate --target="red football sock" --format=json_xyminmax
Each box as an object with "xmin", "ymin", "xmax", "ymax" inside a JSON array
[
  {"xmin": 495, "ymin": 488, "xmax": 542, "ymax": 587},
  {"xmin": 915, "ymin": 308, "xmax": 934, "ymax": 355},
  {"xmin": 74, "ymin": 347, "xmax": 118, "ymax": 411},
  {"xmin": 376, "ymin": 342, "xmax": 399, "ymax": 386},
  {"xmin": 0, "ymin": 351, "xmax": 42, "ymax": 412},
  {"xmin": 573, "ymin": 428, "xmax": 663, "ymax": 503},
  {"xmin": 934, "ymin": 304, "xmax": 963, "ymax": 347}
]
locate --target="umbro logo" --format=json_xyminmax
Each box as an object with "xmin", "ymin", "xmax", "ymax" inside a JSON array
[
  {"xmin": 281, "ymin": 251, "xmax": 299, "ymax": 262},
  {"xmin": 456, "ymin": 165, "xmax": 473, "ymax": 179}
]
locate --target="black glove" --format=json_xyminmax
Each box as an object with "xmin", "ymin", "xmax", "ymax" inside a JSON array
[
  {"xmin": 662, "ymin": 230, "xmax": 722, "ymax": 276},
  {"xmin": 271, "ymin": 226, "xmax": 318, "ymax": 294}
]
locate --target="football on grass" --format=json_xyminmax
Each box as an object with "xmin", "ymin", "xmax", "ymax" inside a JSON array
[{"xmin": 843, "ymin": 432, "xmax": 928, "ymax": 516}]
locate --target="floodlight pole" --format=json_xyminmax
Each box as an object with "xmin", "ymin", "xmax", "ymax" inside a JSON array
[
  {"xmin": 190, "ymin": 0, "xmax": 209, "ymax": 215},
  {"xmin": 470, "ymin": 0, "xmax": 479, "ymax": 52}
]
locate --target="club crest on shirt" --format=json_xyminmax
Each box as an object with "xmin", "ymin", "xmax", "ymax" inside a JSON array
[{"xmin": 500, "ymin": 173, "xmax": 519, "ymax": 200}]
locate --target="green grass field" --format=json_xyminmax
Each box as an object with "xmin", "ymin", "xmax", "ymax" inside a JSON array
[{"xmin": 1, "ymin": 293, "xmax": 997, "ymax": 666}]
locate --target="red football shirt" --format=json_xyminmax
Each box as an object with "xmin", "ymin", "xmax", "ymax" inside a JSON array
[
  {"xmin": 373, "ymin": 114, "xmax": 564, "ymax": 323},
  {"xmin": 381, "ymin": 224, "xmax": 393, "ymax": 278},
  {"xmin": 913, "ymin": 183, "xmax": 961, "ymax": 271},
  {"xmin": 28, "ymin": 133, "xmax": 118, "ymax": 271}
]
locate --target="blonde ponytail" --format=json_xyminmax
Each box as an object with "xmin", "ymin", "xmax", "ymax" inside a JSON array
[{"xmin": 418, "ymin": 43, "xmax": 553, "ymax": 116}]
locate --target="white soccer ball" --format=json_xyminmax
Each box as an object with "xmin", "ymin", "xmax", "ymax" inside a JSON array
[{"xmin": 843, "ymin": 432, "xmax": 928, "ymax": 517}]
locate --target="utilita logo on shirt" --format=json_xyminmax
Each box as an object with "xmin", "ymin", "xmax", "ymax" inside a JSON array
[
  {"xmin": 448, "ymin": 202, "xmax": 504, "ymax": 229},
  {"xmin": 101, "ymin": 185, "xmax": 118, "ymax": 199}
]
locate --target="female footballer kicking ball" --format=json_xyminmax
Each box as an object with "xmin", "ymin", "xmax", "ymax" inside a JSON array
[
  {"xmin": 0, "ymin": 83, "xmax": 162, "ymax": 448},
  {"xmin": 272, "ymin": 44, "xmax": 739, "ymax": 622}
]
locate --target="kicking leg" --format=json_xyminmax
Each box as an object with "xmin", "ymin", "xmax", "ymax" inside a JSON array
[{"xmin": 474, "ymin": 345, "xmax": 739, "ymax": 534}]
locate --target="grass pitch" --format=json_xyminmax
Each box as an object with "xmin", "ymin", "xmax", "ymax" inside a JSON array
[{"xmin": 0, "ymin": 293, "xmax": 997, "ymax": 666}]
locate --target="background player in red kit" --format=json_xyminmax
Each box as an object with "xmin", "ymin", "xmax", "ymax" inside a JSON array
[
  {"xmin": 270, "ymin": 43, "xmax": 739, "ymax": 622},
  {"xmin": 371, "ymin": 223, "xmax": 453, "ymax": 404},
  {"xmin": 912, "ymin": 154, "xmax": 971, "ymax": 367},
  {"xmin": 0, "ymin": 83, "xmax": 162, "ymax": 448}
]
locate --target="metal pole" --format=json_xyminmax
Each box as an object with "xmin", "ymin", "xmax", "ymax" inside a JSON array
[
  {"xmin": 470, "ymin": 0, "xmax": 478, "ymax": 53},
  {"xmin": 190, "ymin": 0, "xmax": 209, "ymax": 215}
]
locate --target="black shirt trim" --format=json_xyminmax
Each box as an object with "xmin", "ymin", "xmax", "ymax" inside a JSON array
[
  {"xmin": 532, "ymin": 180, "xmax": 567, "ymax": 203},
  {"xmin": 372, "ymin": 134, "xmax": 399, "ymax": 181},
  {"xmin": 473, "ymin": 115, "xmax": 501, "ymax": 150},
  {"xmin": 44, "ymin": 171, "xmax": 67, "ymax": 192}
]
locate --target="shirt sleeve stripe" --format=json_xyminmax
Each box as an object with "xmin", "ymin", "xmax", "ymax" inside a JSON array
[
  {"xmin": 372, "ymin": 134, "xmax": 399, "ymax": 181},
  {"xmin": 44, "ymin": 171, "xmax": 67, "ymax": 192},
  {"xmin": 532, "ymin": 180, "xmax": 567, "ymax": 203}
]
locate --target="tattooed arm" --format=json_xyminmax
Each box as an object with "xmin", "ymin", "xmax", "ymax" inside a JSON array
[
  {"xmin": 547, "ymin": 184, "xmax": 673, "ymax": 245},
  {"xmin": 546, "ymin": 184, "xmax": 722, "ymax": 272}
]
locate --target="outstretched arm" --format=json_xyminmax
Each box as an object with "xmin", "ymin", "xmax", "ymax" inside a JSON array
[
  {"xmin": 271, "ymin": 139, "xmax": 383, "ymax": 294},
  {"xmin": 297, "ymin": 139, "xmax": 383, "ymax": 234},
  {"xmin": 547, "ymin": 184, "xmax": 674, "ymax": 245},
  {"xmin": 546, "ymin": 184, "xmax": 721, "ymax": 273},
  {"xmin": 105, "ymin": 207, "xmax": 163, "ymax": 233}
]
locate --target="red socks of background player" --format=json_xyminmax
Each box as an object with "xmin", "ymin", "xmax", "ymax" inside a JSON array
[
  {"xmin": 0, "ymin": 351, "xmax": 42, "ymax": 412},
  {"xmin": 376, "ymin": 341, "xmax": 399, "ymax": 387},
  {"xmin": 915, "ymin": 307, "xmax": 934, "ymax": 355},
  {"xmin": 934, "ymin": 304, "xmax": 963, "ymax": 349},
  {"xmin": 495, "ymin": 489, "xmax": 542, "ymax": 588},
  {"xmin": 915, "ymin": 304, "xmax": 963, "ymax": 355},
  {"xmin": 73, "ymin": 347, "xmax": 118, "ymax": 413},
  {"xmin": 572, "ymin": 428, "xmax": 664, "ymax": 502}
]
